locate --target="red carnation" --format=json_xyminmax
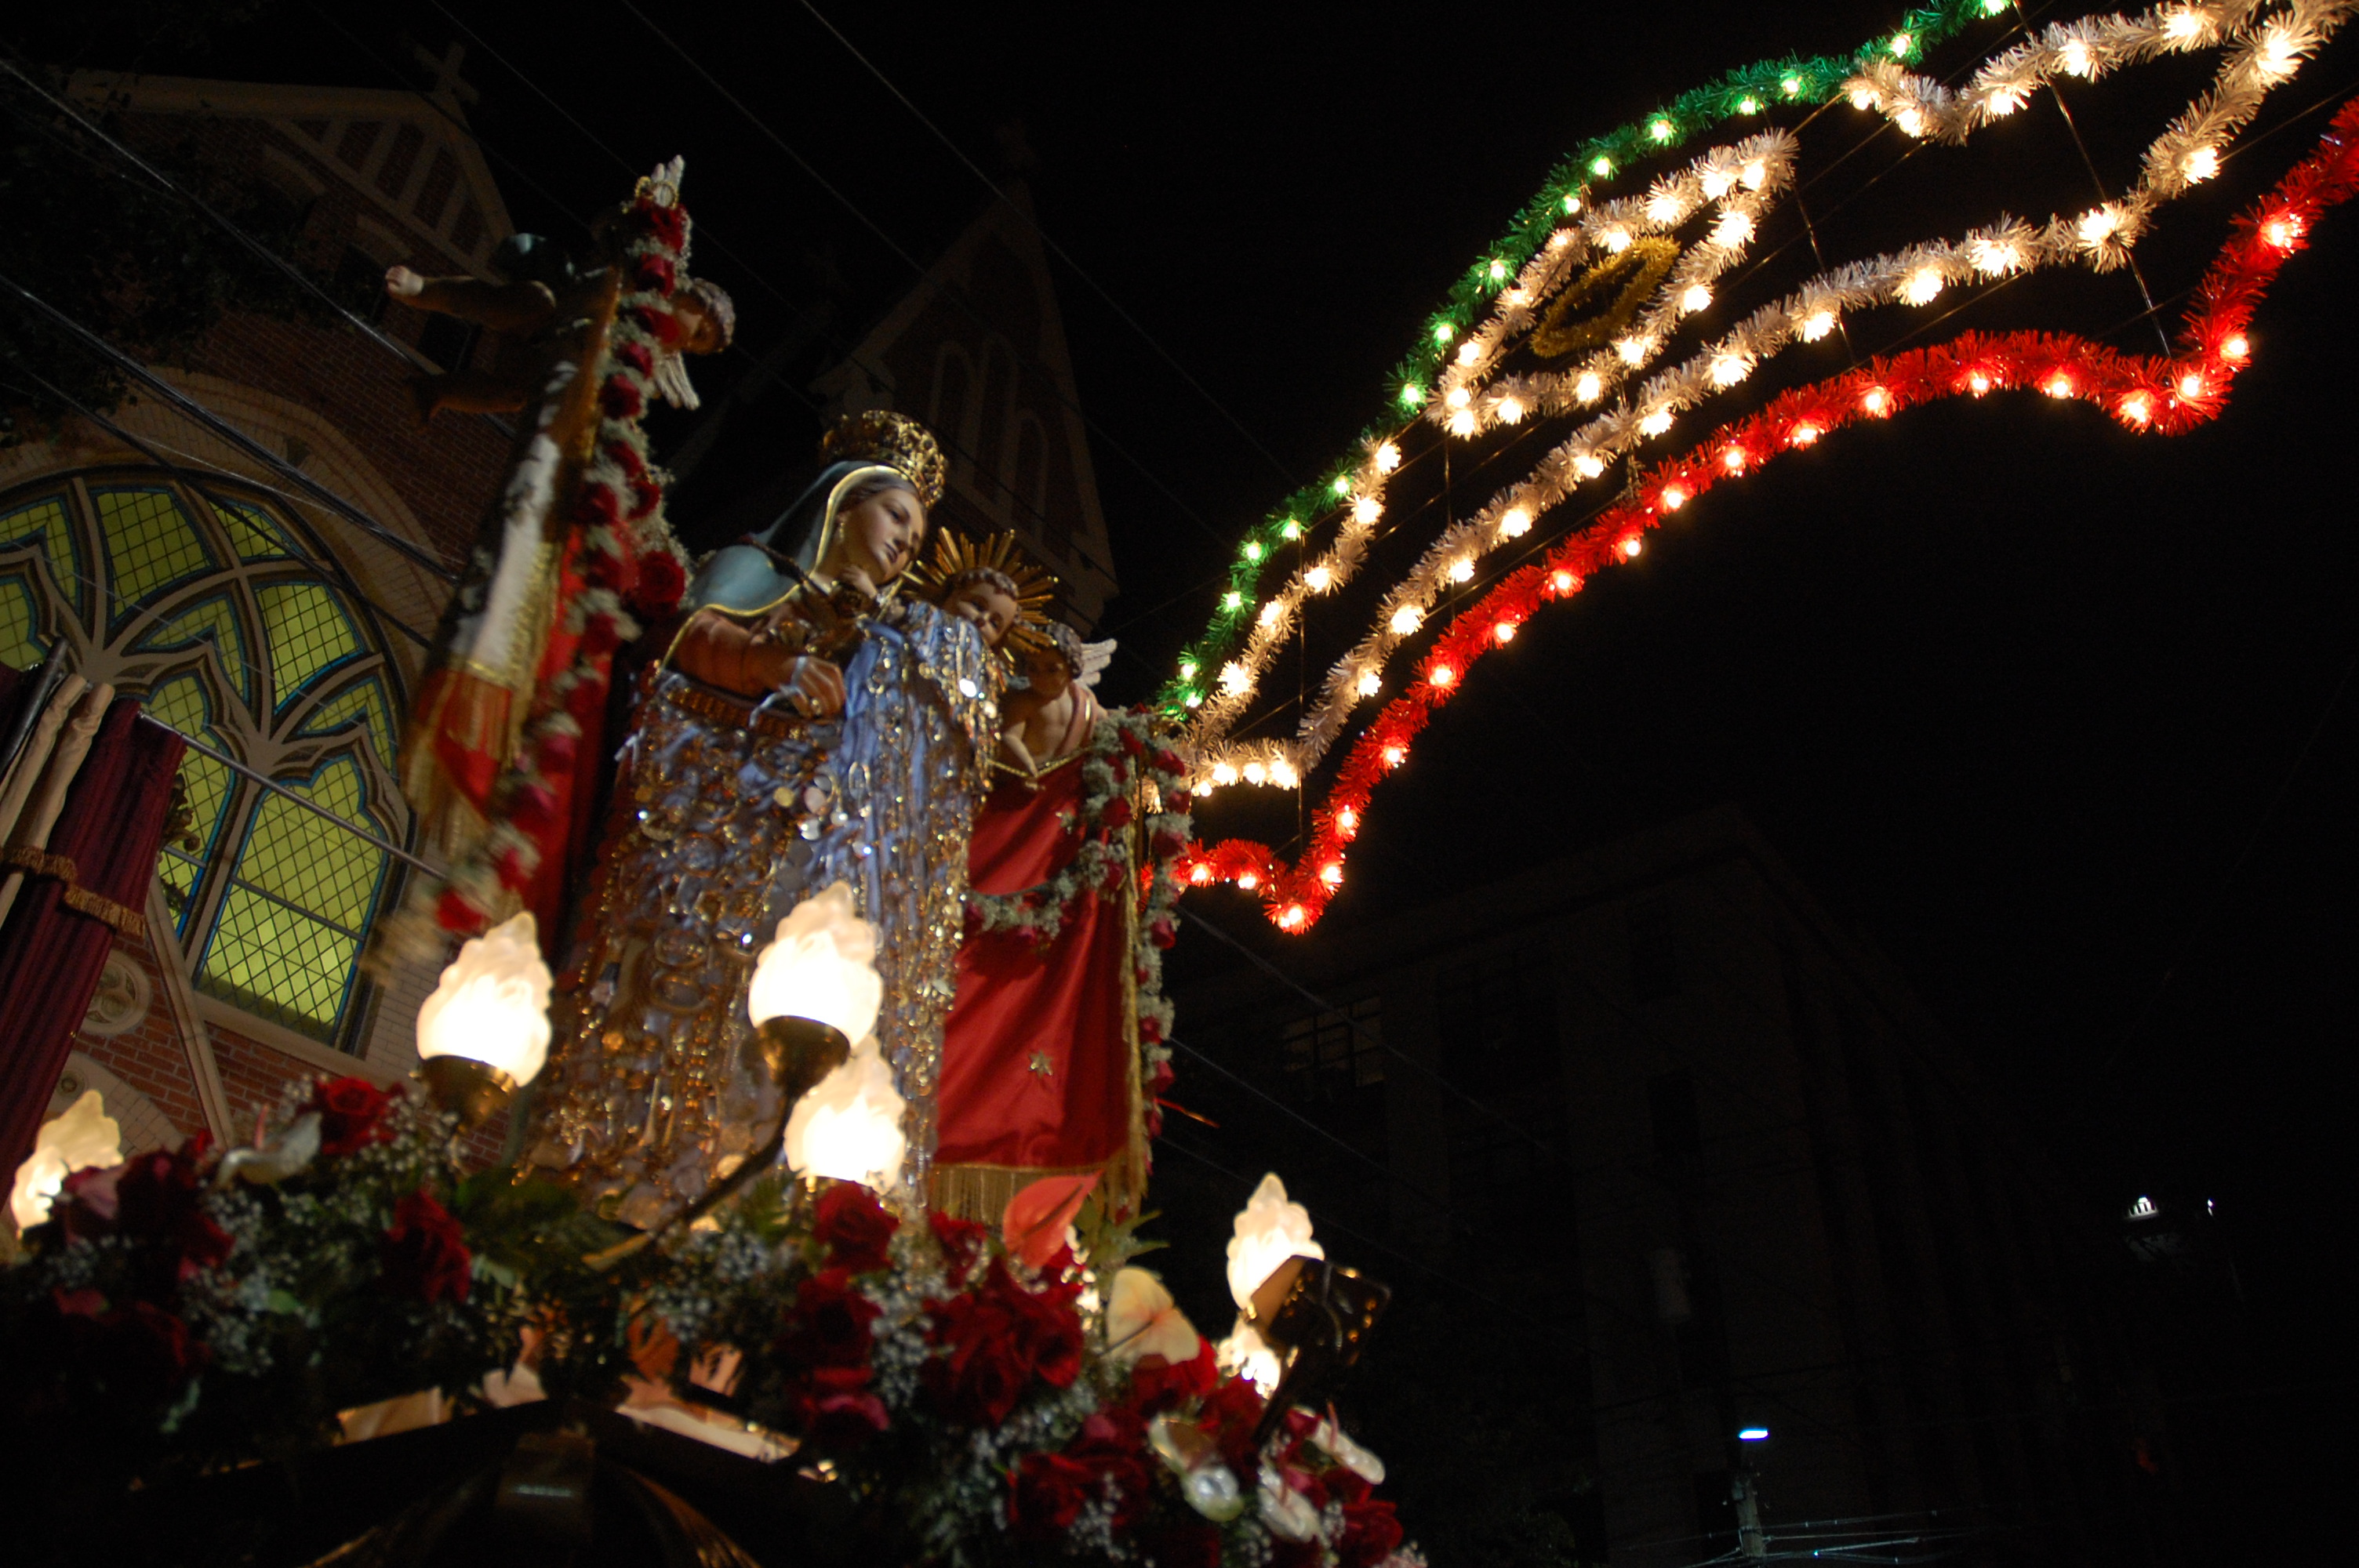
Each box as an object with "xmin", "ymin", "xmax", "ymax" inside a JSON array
[
  {"xmin": 1152, "ymin": 747, "xmax": 1185, "ymax": 774},
  {"xmin": 631, "ymin": 253, "xmax": 678, "ymax": 294},
  {"xmin": 634, "ymin": 550, "xmax": 687, "ymax": 615},
  {"xmin": 1338, "ymin": 1495, "xmax": 1405, "ymax": 1566},
  {"xmin": 812, "ymin": 1181, "xmax": 899, "ymax": 1273},
  {"xmin": 630, "ymin": 303, "xmax": 685, "ymax": 347},
  {"xmin": 1198, "ymin": 1375, "xmax": 1267, "ymax": 1472},
  {"xmin": 579, "ymin": 481, "xmax": 623, "ymax": 530},
  {"xmin": 1118, "ymin": 728, "xmax": 1147, "ymax": 759},
  {"xmin": 1009, "ymin": 1451, "xmax": 1096, "ymax": 1536},
  {"xmin": 628, "ymin": 475, "xmax": 663, "ymax": 520},
  {"xmin": 782, "ymin": 1267, "xmax": 881, "ymax": 1367},
  {"xmin": 639, "ymin": 201, "xmax": 688, "ymax": 250},
  {"xmin": 1129, "ymin": 1334, "xmax": 1217, "ymax": 1414},
  {"xmin": 1165, "ymin": 791, "xmax": 1192, "ymax": 815},
  {"xmin": 600, "ymin": 376, "xmax": 644, "ymax": 420},
  {"xmin": 580, "ymin": 612, "xmax": 623, "ymax": 657},
  {"xmin": 310, "ymin": 1076, "xmax": 394, "ymax": 1157},
  {"xmin": 1140, "ymin": 1015, "xmax": 1165, "ymax": 1046},
  {"xmin": 614, "ymin": 339, "xmax": 655, "ymax": 377},
  {"xmin": 1152, "ymin": 829, "xmax": 1186, "ymax": 858},
  {"xmin": 1150, "ymin": 918, "xmax": 1176, "ymax": 949},
  {"xmin": 380, "ymin": 1189, "xmax": 472, "ymax": 1303},
  {"xmin": 1147, "ymin": 1059, "xmax": 1174, "ymax": 1094},
  {"xmin": 1100, "ymin": 797, "xmax": 1133, "ymax": 830}
]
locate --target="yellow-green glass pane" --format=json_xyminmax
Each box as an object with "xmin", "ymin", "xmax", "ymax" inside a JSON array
[
  {"xmin": 0, "ymin": 573, "xmax": 43, "ymax": 669},
  {"xmin": 96, "ymin": 487, "xmax": 216, "ymax": 612},
  {"xmin": 228, "ymin": 757, "xmax": 382, "ymax": 931},
  {"xmin": 144, "ymin": 672, "xmax": 237, "ymax": 936},
  {"xmin": 133, "ymin": 593, "xmax": 253, "ymax": 709},
  {"xmin": 0, "ymin": 495, "xmax": 82, "ymax": 614},
  {"xmin": 208, "ymin": 498, "xmax": 295, "ymax": 562},
  {"xmin": 298, "ymin": 677, "xmax": 398, "ymax": 767},
  {"xmin": 198, "ymin": 888, "xmax": 359, "ymax": 1038},
  {"xmin": 256, "ymin": 582, "xmax": 361, "ymax": 710}
]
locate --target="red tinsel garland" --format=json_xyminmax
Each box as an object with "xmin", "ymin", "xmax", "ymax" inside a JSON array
[{"xmin": 1184, "ymin": 95, "xmax": 2359, "ymax": 933}]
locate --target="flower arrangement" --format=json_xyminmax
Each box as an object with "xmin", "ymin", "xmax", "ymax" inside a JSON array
[
  {"xmin": 2, "ymin": 1073, "xmax": 1419, "ymax": 1568},
  {"xmin": 963, "ymin": 708, "xmax": 1194, "ymax": 1129}
]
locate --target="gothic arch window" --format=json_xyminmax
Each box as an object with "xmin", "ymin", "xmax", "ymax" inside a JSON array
[
  {"xmin": 0, "ymin": 471, "xmax": 409, "ymax": 1050},
  {"xmin": 929, "ymin": 342, "xmax": 977, "ymax": 486}
]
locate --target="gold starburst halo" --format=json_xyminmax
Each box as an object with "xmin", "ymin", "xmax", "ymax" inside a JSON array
[{"xmin": 912, "ymin": 528, "xmax": 1060, "ymax": 662}]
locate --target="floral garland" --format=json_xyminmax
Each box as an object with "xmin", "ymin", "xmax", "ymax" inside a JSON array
[
  {"xmin": 2, "ymin": 1074, "xmax": 1420, "ymax": 1568},
  {"xmin": 434, "ymin": 183, "xmax": 699, "ymax": 933},
  {"xmin": 963, "ymin": 708, "xmax": 1194, "ymax": 1127}
]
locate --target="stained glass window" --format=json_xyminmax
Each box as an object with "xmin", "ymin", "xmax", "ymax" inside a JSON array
[{"xmin": 0, "ymin": 473, "xmax": 411, "ymax": 1048}]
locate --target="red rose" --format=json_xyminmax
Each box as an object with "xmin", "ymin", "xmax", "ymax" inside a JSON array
[
  {"xmin": 783, "ymin": 1267, "xmax": 881, "ymax": 1367},
  {"xmin": 1198, "ymin": 1375, "xmax": 1267, "ymax": 1472},
  {"xmin": 91, "ymin": 1143, "xmax": 234, "ymax": 1290},
  {"xmin": 1338, "ymin": 1496, "xmax": 1405, "ymax": 1566},
  {"xmin": 1009, "ymin": 1451, "xmax": 1095, "ymax": 1536},
  {"xmin": 1150, "ymin": 919, "xmax": 1176, "ymax": 949},
  {"xmin": 628, "ymin": 475, "xmax": 663, "ymax": 520},
  {"xmin": 634, "ymin": 550, "xmax": 687, "ymax": 615},
  {"xmin": 925, "ymin": 1260, "xmax": 1085, "ymax": 1425},
  {"xmin": 1100, "ymin": 797, "xmax": 1133, "ymax": 830},
  {"xmin": 615, "ymin": 339, "xmax": 655, "ymax": 376},
  {"xmin": 311, "ymin": 1076, "xmax": 393, "ymax": 1157},
  {"xmin": 1147, "ymin": 1058, "xmax": 1174, "ymax": 1094},
  {"xmin": 56, "ymin": 1298, "xmax": 206, "ymax": 1408},
  {"xmin": 1152, "ymin": 829, "xmax": 1186, "ymax": 858},
  {"xmin": 629, "ymin": 302, "xmax": 684, "ymax": 347},
  {"xmin": 1118, "ymin": 728, "xmax": 1146, "ymax": 758},
  {"xmin": 1165, "ymin": 791, "xmax": 1192, "ymax": 815},
  {"xmin": 631, "ymin": 253, "xmax": 678, "ymax": 294},
  {"xmin": 929, "ymin": 1210, "xmax": 992, "ymax": 1278},
  {"xmin": 799, "ymin": 1381, "xmax": 890, "ymax": 1448},
  {"xmin": 638, "ymin": 201, "xmax": 688, "ymax": 250},
  {"xmin": 1140, "ymin": 1015, "xmax": 1165, "ymax": 1046},
  {"xmin": 812, "ymin": 1181, "xmax": 899, "ymax": 1273},
  {"xmin": 600, "ymin": 376, "xmax": 643, "ymax": 420},
  {"xmin": 1152, "ymin": 748, "xmax": 1185, "ymax": 774},
  {"xmin": 1129, "ymin": 1335, "xmax": 1217, "ymax": 1414},
  {"xmin": 380, "ymin": 1189, "xmax": 472, "ymax": 1303}
]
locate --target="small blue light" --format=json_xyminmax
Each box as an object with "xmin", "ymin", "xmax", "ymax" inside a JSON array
[{"xmin": 1738, "ymin": 1427, "xmax": 1770, "ymax": 1442}]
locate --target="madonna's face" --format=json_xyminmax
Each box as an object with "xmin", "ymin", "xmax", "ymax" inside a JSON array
[{"xmin": 829, "ymin": 481, "xmax": 925, "ymax": 584}]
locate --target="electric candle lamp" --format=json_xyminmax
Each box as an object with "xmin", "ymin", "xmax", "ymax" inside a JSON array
[
  {"xmin": 1800, "ymin": 309, "xmax": 1837, "ymax": 342},
  {"xmin": 1576, "ymin": 372, "xmax": 1604, "ymax": 403},
  {"xmin": 1790, "ymin": 423, "xmax": 1822, "ymax": 445},
  {"xmin": 783, "ymin": 1038, "xmax": 906, "ymax": 1192},
  {"xmin": 1320, "ymin": 862, "xmax": 1343, "ymax": 887},
  {"xmin": 1306, "ymin": 564, "xmax": 1335, "ymax": 592},
  {"xmin": 746, "ymin": 885, "xmax": 884, "ymax": 1048},
  {"xmin": 1357, "ymin": 670, "xmax": 1381, "ymax": 697},
  {"xmin": 1659, "ymin": 485, "xmax": 1689, "ymax": 510},
  {"xmin": 1500, "ymin": 506, "xmax": 1533, "ymax": 537},
  {"xmin": 416, "ymin": 913, "xmax": 554, "ymax": 1127},
  {"xmin": 1494, "ymin": 621, "xmax": 1518, "ymax": 644},
  {"xmin": 1619, "ymin": 537, "xmax": 1644, "ymax": 559},
  {"xmin": 1376, "ymin": 442, "xmax": 1401, "ymax": 472},
  {"xmin": 1430, "ymin": 664, "xmax": 1456, "ymax": 688},
  {"xmin": 2184, "ymin": 146, "xmax": 2219, "ymax": 182},
  {"xmin": 1448, "ymin": 410, "xmax": 1477, "ymax": 437},
  {"xmin": 1640, "ymin": 408, "xmax": 1674, "ymax": 437},
  {"xmin": 1448, "ymin": 557, "xmax": 1474, "ymax": 583},
  {"xmin": 1902, "ymin": 267, "xmax": 1945, "ymax": 306},
  {"xmin": 11, "ymin": 1091, "xmax": 122, "ymax": 1230},
  {"xmin": 1680, "ymin": 284, "xmax": 1713, "ymax": 314},
  {"xmin": 1390, "ymin": 604, "xmax": 1422, "ymax": 634}
]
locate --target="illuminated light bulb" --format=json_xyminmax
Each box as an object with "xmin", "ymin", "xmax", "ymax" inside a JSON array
[
  {"xmin": 1281, "ymin": 517, "xmax": 1302, "ymax": 539},
  {"xmin": 1702, "ymin": 169, "xmax": 1733, "ymax": 199},
  {"xmin": 1782, "ymin": 74, "xmax": 1805, "ymax": 97},
  {"xmin": 1680, "ymin": 284, "xmax": 1712, "ymax": 314},
  {"xmin": 1337, "ymin": 805, "xmax": 1358, "ymax": 834},
  {"xmin": 1650, "ymin": 118, "xmax": 1676, "ymax": 143},
  {"xmin": 1432, "ymin": 321, "xmax": 1455, "ymax": 346},
  {"xmin": 1648, "ymin": 193, "xmax": 1686, "ymax": 224},
  {"xmin": 1548, "ymin": 227, "xmax": 1575, "ymax": 250},
  {"xmin": 1179, "ymin": 659, "xmax": 1198, "ymax": 679},
  {"xmin": 1487, "ymin": 258, "xmax": 1508, "ymax": 282},
  {"xmin": 1456, "ymin": 339, "xmax": 1481, "ymax": 366},
  {"xmin": 1799, "ymin": 308, "xmax": 1837, "ymax": 342},
  {"xmin": 1968, "ymin": 371, "xmax": 1992, "ymax": 394},
  {"xmin": 1640, "ymin": 408, "xmax": 1674, "ymax": 437},
  {"xmin": 1550, "ymin": 568, "xmax": 1578, "ymax": 593},
  {"xmin": 1888, "ymin": 31, "xmax": 1913, "ymax": 57},
  {"xmin": 1278, "ymin": 905, "xmax": 1306, "ymax": 930},
  {"xmin": 2119, "ymin": 391, "xmax": 2153, "ymax": 425},
  {"xmin": 2183, "ymin": 146, "xmax": 2219, "ymax": 182},
  {"xmin": 1500, "ymin": 506, "xmax": 1533, "ymax": 537},
  {"xmin": 416, "ymin": 913, "xmax": 555, "ymax": 1111},
  {"xmin": 1331, "ymin": 474, "xmax": 1352, "ymax": 495},
  {"xmin": 1738, "ymin": 96, "xmax": 1760, "ymax": 115},
  {"xmin": 1448, "ymin": 557, "xmax": 1474, "ymax": 583},
  {"xmin": 1430, "ymin": 664, "xmax": 1456, "ymax": 688},
  {"xmin": 1659, "ymin": 484, "xmax": 1688, "ymax": 510},
  {"xmin": 1399, "ymin": 382, "xmax": 1424, "ymax": 409},
  {"xmin": 1710, "ymin": 354, "xmax": 1750, "ymax": 387},
  {"xmin": 1189, "ymin": 862, "xmax": 1214, "ymax": 885},
  {"xmin": 746, "ymin": 884, "xmax": 884, "ymax": 1051},
  {"xmin": 1242, "ymin": 761, "xmax": 1266, "ymax": 784},
  {"xmin": 1896, "ymin": 106, "xmax": 1926, "ymax": 138},
  {"xmin": 1504, "ymin": 288, "xmax": 1528, "ymax": 307},
  {"xmin": 1212, "ymin": 762, "xmax": 1239, "ymax": 786},
  {"xmin": 1861, "ymin": 387, "xmax": 1890, "ymax": 416},
  {"xmin": 1572, "ymin": 452, "xmax": 1606, "ymax": 479},
  {"xmin": 1353, "ymin": 495, "xmax": 1382, "ymax": 524},
  {"xmin": 1244, "ymin": 539, "xmax": 1263, "ymax": 561},
  {"xmin": 1722, "ymin": 446, "xmax": 1747, "ymax": 471},
  {"xmin": 1271, "ymin": 760, "xmax": 1298, "ymax": 789},
  {"xmin": 1575, "ymin": 371, "xmax": 1604, "ymax": 403},
  {"xmin": 2263, "ymin": 215, "xmax": 2299, "ymax": 249},
  {"xmin": 1790, "ymin": 423, "xmax": 1822, "ymax": 445},
  {"xmin": 1445, "ymin": 386, "xmax": 1471, "ymax": 410},
  {"xmin": 2256, "ymin": 25, "xmax": 2299, "ymax": 80},
  {"xmin": 1357, "ymin": 670, "xmax": 1381, "ymax": 697},
  {"xmin": 2163, "ymin": 7, "xmax": 2203, "ymax": 43},
  {"xmin": 1320, "ymin": 862, "xmax": 1343, "ymax": 887},
  {"xmin": 1901, "ymin": 267, "xmax": 1945, "ymax": 306},
  {"xmin": 1616, "ymin": 336, "xmax": 1651, "ymax": 365},
  {"xmin": 2178, "ymin": 372, "xmax": 2205, "ymax": 398},
  {"xmin": 1590, "ymin": 155, "xmax": 1614, "ymax": 178},
  {"xmin": 2222, "ymin": 333, "xmax": 2249, "ymax": 360},
  {"xmin": 1305, "ymin": 564, "xmax": 1334, "ymax": 592},
  {"xmin": 1984, "ymin": 86, "xmax": 2026, "ymax": 116},
  {"xmin": 1238, "ymin": 871, "xmax": 1259, "ymax": 890},
  {"xmin": 1258, "ymin": 600, "xmax": 1282, "ymax": 627},
  {"xmin": 1742, "ymin": 159, "xmax": 1768, "ymax": 190},
  {"xmin": 1222, "ymin": 590, "xmax": 1244, "ymax": 611},
  {"xmin": 2059, "ymin": 39, "xmax": 2093, "ymax": 77},
  {"xmin": 1381, "ymin": 745, "xmax": 1405, "ymax": 768},
  {"xmin": 1850, "ymin": 86, "xmax": 1880, "ymax": 111},
  {"xmin": 2077, "ymin": 205, "xmax": 2120, "ymax": 245},
  {"xmin": 1711, "ymin": 211, "xmax": 1754, "ymax": 248},
  {"xmin": 1970, "ymin": 237, "xmax": 2022, "ymax": 275},
  {"xmin": 1448, "ymin": 410, "xmax": 1478, "ymax": 437},
  {"xmin": 1495, "ymin": 621, "xmax": 1518, "ymax": 644},
  {"xmin": 1390, "ymin": 604, "xmax": 1422, "ymax": 635},
  {"xmin": 2045, "ymin": 373, "xmax": 2074, "ymax": 397},
  {"xmin": 1498, "ymin": 396, "xmax": 1525, "ymax": 423},
  {"xmin": 1561, "ymin": 195, "xmax": 1582, "ymax": 216},
  {"xmin": 1183, "ymin": 692, "xmax": 1202, "ymax": 710},
  {"xmin": 784, "ymin": 1036, "xmax": 906, "ymax": 1191},
  {"xmin": 1981, "ymin": 0, "xmax": 2007, "ymax": 13},
  {"xmin": 1619, "ymin": 536, "xmax": 1644, "ymax": 558},
  {"xmin": 1601, "ymin": 227, "xmax": 1633, "ymax": 254}
]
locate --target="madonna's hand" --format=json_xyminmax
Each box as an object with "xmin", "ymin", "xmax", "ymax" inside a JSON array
[{"xmin": 784, "ymin": 656, "xmax": 847, "ymax": 719}]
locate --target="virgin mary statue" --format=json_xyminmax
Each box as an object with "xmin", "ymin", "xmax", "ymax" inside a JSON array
[{"xmin": 526, "ymin": 412, "xmax": 999, "ymax": 1224}]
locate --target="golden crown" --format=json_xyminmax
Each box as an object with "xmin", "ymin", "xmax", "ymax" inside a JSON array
[
  {"xmin": 912, "ymin": 529, "xmax": 1060, "ymax": 662},
  {"xmin": 819, "ymin": 409, "xmax": 947, "ymax": 512}
]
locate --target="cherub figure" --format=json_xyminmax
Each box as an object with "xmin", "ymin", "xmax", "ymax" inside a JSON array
[
  {"xmin": 998, "ymin": 621, "xmax": 1115, "ymax": 780},
  {"xmin": 383, "ymin": 250, "xmax": 733, "ymax": 423}
]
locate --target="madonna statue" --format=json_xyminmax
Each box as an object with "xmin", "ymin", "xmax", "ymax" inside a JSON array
[{"xmin": 526, "ymin": 412, "xmax": 999, "ymax": 1224}]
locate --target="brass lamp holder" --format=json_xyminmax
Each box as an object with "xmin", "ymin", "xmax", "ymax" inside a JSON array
[
  {"xmin": 1245, "ymin": 1255, "xmax": 1393, "ymax": 1445},
  {"xmin": 416, "ymin": 1055, "xmax": 518, "ymax": 1130},
  {"xmin": 582, "ymin": 1014, "xmax": 852, "ymax": 1270}
]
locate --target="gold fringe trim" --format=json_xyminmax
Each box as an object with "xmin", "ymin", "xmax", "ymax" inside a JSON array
[
  {"xmin": 0, "ymin": 844, "xmax": 147, "ymax": 940},
  {"xmin": 930, "ymin": 1160, "xmax": 1118, "ymax": 1226}
]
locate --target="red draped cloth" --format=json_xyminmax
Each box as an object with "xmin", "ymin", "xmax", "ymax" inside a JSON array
[
  {"xmin": 0, "ymin": 689, "xmax": 185, "ymax": 1171},
  {"xmin": 934, "ymin": 751, "xmax": 1142, "ymax": 1223}
]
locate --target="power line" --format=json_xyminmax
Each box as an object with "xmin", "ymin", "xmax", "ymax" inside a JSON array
[{"xmin": 787, "ymin": 0, "xmax": 1300, "ymax": 489}]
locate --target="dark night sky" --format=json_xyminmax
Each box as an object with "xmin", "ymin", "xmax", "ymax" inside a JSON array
[{"xmin": 82, "ymin": 0, "xmax": 2359, "ymax": 1425}]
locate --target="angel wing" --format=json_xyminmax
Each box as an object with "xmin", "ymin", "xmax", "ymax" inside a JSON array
[{"xmin": 1077, "ymin": 637, "xmax": 1116, "ymax": 689}]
